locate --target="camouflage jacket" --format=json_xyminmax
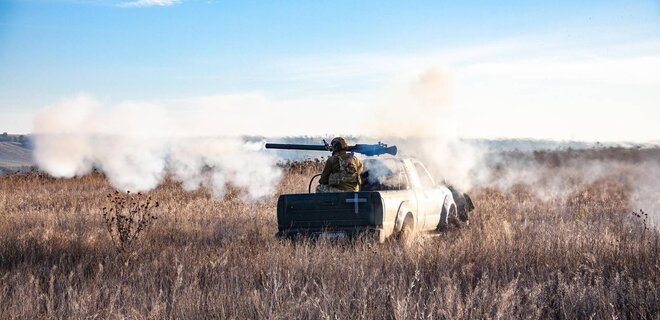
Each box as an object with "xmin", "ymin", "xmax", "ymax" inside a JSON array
[{"xmin": 318, "ymin": 151, "xmax": 364, "ymax": 192}]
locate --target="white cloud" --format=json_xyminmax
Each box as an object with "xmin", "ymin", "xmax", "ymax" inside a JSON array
[{"xmin": 118, "ymin": 0, "xmax": 181, "ymax": 8}]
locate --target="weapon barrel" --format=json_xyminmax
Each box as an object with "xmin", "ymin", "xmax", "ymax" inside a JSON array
[
  {"xmin": 265, "ymin": 143, "xmax": 329, "ymax": 151},
  {"xmin": 265, "ymin": 142, "xmax": 397, "ymax": 156}
]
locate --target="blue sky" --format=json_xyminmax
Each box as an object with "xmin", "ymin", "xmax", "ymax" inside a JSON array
[{"xmin": 1, "ymin": 0, "xmax": 659, "ymax": 141}]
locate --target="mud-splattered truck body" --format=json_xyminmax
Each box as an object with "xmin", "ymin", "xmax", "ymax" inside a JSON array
[{"xmin": 276, "ymin": 158, "xmax": 458, "ymax": 242}]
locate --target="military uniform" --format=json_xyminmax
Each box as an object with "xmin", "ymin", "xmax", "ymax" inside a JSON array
[{"xmin": 316, "ymin": 150, "xmax": 364, "ymax": 193}]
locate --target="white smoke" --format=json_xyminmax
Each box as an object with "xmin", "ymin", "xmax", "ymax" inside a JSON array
[
  {"xmin": 472, "ymin": 151, "xmax": 660, "ymax": 228},
  {"xmin": 32, "ymin": 67, "xmax": 483, "ymax": 197},
  {"xmin": 628, "ymin": 160, "xmax": 660, "ymax": 227},
  {"xmin": 362, "ymin": 158, "xmax": 407, "ymax": 190},
  {"xmin": 363, "ymin": 67, "xmax": 483, "ymax": 190},
  {"xmin": 33, "ymin": 94, "xmax": 281, "ymax": 200}
]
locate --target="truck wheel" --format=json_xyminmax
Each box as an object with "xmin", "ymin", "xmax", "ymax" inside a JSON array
[
  {"xmin": 447, "ymin": 205, "xmax": 460, "ymax": 227},
  {"xmin": 448, "ymin": 186, "xmax": 474, "ymax": 223},
  {"xmin": 458, "ymin": 193, "xmax": 474, "ymax": 223},
  {"xmin": 438, "ymin": 203, "xmax": 458, "ymax": 231},
  {"xmin": 397, "ymin": 214, "xmax": 415, "ymax": 244}
]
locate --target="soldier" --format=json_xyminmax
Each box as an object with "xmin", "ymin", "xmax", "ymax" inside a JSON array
[{"xmin": 316, "ymin": 137, "xmax": 364, "ymax": 193}]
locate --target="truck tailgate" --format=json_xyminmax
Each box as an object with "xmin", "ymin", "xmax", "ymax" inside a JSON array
[{"xmin": 277, "ymin": 192, "xmax": 383, "ymax": 230}]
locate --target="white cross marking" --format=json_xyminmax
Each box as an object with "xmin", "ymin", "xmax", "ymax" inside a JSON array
[{"xmin": 346, "ymin": 193, "xmax": 367, "ymax": 214}]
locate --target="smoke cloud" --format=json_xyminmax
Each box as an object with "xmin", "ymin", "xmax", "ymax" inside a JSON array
[
  {"xmin": 474, "ymin": 150, "xmax": 660, "ymax": 227},
  {"xmin": 33, "ymin": 94, "xmax": 281, "ymax": 199},
  {"xmin": 364, "ymin": 68, "xmax": 483, "ymax": 190},
  {"xmin": 33, "ymin": 67, "xmax": 482, "ymax": 198},
  {"xmin": 31, "ymin": 71, "xmax": 658, "ymax": 225}
]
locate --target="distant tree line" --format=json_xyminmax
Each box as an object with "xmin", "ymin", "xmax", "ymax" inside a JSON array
[{"xmin": 0, "ymin": 132, "xmax": 30, "ymax": 147}]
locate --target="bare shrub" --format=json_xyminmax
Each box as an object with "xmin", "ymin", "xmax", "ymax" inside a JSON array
[{"xmin": 102, "ymin": 190, "xmax": 159, "ymax": 251}]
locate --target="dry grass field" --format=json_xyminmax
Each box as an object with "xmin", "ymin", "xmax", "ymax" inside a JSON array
[{"xmin": 0, "ymin": 148, "xmax": 658, "ymax": 319}]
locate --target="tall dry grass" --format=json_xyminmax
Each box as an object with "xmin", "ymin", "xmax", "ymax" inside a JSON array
[{"xmin": 0, "ymin": 148, "xmax": 658, "ymax": 319}]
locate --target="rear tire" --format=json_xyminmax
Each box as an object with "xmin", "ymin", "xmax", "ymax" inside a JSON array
[
  {"xmin": 397, "ymin": 214, "xmax": 415, "ymax": 245},
  {"xmin": 438, "ymin": 202, "xmax": 458, "ymax": 231},
  {"xmin": 448, "ymin": 186, "xmax": 474, "ymax": 223},
  {"xmin": 447, "ymin": 205, "xmax": 460, "ymax": 227}
]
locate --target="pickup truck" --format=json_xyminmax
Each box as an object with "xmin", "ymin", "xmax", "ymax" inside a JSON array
[{"xmin": 276, "ymin": 157, "xmax": 471, "ymax": 242}]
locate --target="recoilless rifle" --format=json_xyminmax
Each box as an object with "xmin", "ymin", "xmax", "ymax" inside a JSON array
[{"xmin": 265, "ymin": 140, "xmax": 397, "ymax": 156}]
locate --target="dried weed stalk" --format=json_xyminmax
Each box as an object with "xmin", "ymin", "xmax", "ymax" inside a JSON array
[{"xmin": 102, "ymin": 190, "xmax": 159, "ymax": 251}]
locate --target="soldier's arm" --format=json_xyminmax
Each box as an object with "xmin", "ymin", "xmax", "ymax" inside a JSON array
[{"xmin": 318, "ymin": 157, "xmax": 336, "ymax": 185}]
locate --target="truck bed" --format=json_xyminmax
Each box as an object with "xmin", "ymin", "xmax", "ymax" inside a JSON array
[{"xmin": 276, "ymin": 192, "xmax": 384, "ymax": 239}]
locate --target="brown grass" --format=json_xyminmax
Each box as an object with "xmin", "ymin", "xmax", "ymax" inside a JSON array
[{"xmin": 0, "ymin": 148, "xmax": 658, "ymax": 319}]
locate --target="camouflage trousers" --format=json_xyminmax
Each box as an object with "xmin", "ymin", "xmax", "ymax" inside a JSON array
[{"xmin": 316, "ymin": 184, "xmax": 345, "ymax": 193}]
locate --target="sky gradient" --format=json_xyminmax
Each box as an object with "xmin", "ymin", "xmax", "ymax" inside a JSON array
[{"xmin": 1, "ymin": 0, "xmax": 659, "ymax": 141}]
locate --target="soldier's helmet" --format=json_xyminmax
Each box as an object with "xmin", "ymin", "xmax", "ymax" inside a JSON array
[{"xmin": 330, "ymin": 137, "xmax": 348, "ymax": 152}]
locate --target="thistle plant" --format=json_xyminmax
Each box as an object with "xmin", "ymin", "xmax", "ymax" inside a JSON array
[{"xmin": 102, "ymin": 190, "xmax": 159, "ymax": 251}]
